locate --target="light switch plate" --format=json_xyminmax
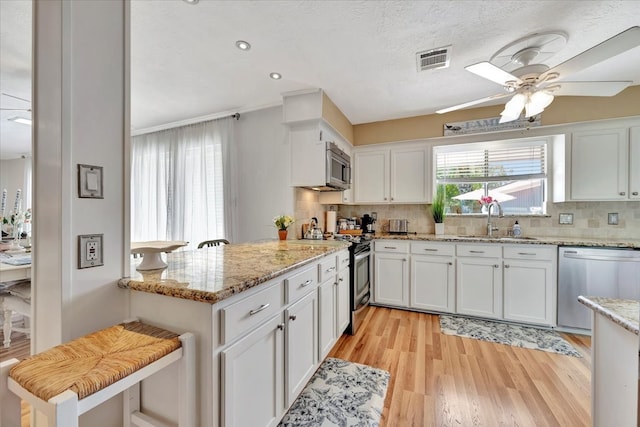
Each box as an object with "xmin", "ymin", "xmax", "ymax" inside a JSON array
[
  {"xmin": 78, "ymin": 164, "xmax": 104, "ymax": 198},
  {"xmin": 559, "ymin": 213, "xmax": 573, "ymax": 225},
  {"xmin": 608, "ymin": 212, "xmax": 619, "ymax": 225},
  {"xmin": 78, "ymin": 234, "xmax": 104, "ymax": 268}
]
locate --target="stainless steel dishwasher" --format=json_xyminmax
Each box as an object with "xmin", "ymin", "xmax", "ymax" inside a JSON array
[{"xmin": 558, "ymin": 246, "xmax": 640, "ymax": 330}]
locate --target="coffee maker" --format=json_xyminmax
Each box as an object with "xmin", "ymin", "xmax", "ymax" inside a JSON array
[{"xmin": 361, "ymin": 213, "xmax": 376, "ymax": 234}]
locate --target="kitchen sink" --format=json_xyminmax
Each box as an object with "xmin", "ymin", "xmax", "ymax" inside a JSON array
[{"xmin": 497, "ymin": 236, "xmax": 538, "ymax": 241}]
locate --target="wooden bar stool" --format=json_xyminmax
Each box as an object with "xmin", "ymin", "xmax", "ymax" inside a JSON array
[{"xmin": 0, "ymin": 320, "xmax": 195, "ymax": 427}]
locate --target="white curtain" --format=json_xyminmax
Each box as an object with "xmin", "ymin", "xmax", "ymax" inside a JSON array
[{"xmin": 131, "ymin": 117, "xmax": 236, "ymax": 249}]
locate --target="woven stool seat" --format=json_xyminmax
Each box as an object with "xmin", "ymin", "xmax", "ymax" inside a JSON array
[{"xmin": 9, "ymin": 321, "xmax": 181, "ymax": 401}]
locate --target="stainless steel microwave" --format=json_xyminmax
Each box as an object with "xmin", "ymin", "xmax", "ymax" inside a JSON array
[{"xmin": 326, "ymin": 141, "xmax": 351, "ymax": 190}]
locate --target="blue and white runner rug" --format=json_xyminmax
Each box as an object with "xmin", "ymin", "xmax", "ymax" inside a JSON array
[
  {"xmin": 279, "ymin": 357, "xmax": 390, "ymax": 427},
  {"xmin": 440, "ymin": 315, "xmax": 582, "ymax": 357}
]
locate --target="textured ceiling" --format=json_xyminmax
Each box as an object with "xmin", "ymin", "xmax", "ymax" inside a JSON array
[{"xmin": 2, "ymin": 1, "xmax": 640, "ymax": 158}]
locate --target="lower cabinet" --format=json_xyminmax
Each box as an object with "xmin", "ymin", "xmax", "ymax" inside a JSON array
[
  {"xmin": 410, "ymin": 242, "xmax": 455, "ymax": 313},
  {"xmin": 336, "ymin": 266, "xmax": 350, "ymax": 334},
  {"xmin": 373, "ymin": 242, "xmax": 409, "ymax": 307},
  {"xmin": 318, "ymin": 277, "xmax": 337, "ymax": 359},
  {"xmin": 221, "ymin": 314, "xmax": 284, "ymax": 427},
  {"xmin": 286, "ymin": 290, "xmax": 318, "ymax": 406},
  {"xmin": 456, "ymin": 256, "xmax": 503, "ymax": 319}
]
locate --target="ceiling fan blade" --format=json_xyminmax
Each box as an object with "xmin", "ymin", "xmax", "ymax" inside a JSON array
[
  {"xmin": 549, "ymin": 81, "xmax": 633, "ymax": 97},
  {"xmin": 465, "ymin": 62, "xmax": 522, "ymax": 86},
  {"xmin": 436, "ymin": 92, "xmax": 512, "ymax": 114},
  {"xmin": 0, "ymin": 108, "xmax": 32, "ymax": 111},
  {"xmin": 1, "ymin": 92, "xmax": 31, "ymax": 103},
  {"xmin": 540, "ymin": 26, "xmax": 640, "ymax": 81}
]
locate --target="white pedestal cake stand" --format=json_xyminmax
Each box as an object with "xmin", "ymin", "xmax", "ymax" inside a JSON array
[{"xmin": 131, "ymin": 241, "xmax": 187, "ymax": 270}]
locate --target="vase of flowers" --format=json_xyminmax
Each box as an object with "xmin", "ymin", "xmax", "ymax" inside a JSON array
[
  {"xmin": 431, "ymin": 186, "xmax": 446, "ymax": 235},
  {"xmin": 479, "ymin": 196, "xmax": 493, "ymax": 214},
  {"xmin": 273, "ymin": 215, "xmax": 295, "ymax": 240}
]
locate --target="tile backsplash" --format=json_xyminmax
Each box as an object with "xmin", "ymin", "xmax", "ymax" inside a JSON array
[{"xmin": 337, "ymin": 201, "xmax": 640, "ymax": 240}]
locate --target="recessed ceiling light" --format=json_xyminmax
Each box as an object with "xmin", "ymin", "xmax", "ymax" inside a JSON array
[
  {"xmin": 270, "ymin": 72, "xmax": 282, "ymax": 80},
  {"xmin": 235, "ymin": 40, "xmax": 251, "ymax": 51},
  {"xmin": 8, "ymin": 117, "xmax": 32, "ymax": 126},
  {"xmin": 182, "ymin": 0, "xmax": 199, "ymax": 4}
]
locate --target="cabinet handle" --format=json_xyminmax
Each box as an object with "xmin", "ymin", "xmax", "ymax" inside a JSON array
[
  {"xmin": 403, "ymin": 258, "xmax": 407, "ymax": 262},
  {"xmin": 470, "ymin": 250, "xmax": 485, "ymax": 254},
  {"xmin": 518, "ymin": 252, "xmax": 536, "ymax": 256},
  {"xmin": 301, "ymin": 279, "xmax": 314, "ymax": 287},
  {"xmin": 384, "ymin": 246, "xmax": 397, "ymax": 249},
  {"xmin": 424, "ymin": 248, "xmax": 438, "ymax": 252},
  {"xmin": 448, "ymin": 262, "xmax": 453, "ymax": 265},
  {"xmin": 334, "ymin": 282, "xmax": 338, "ymax": 286},
  {"xmin": 325, "ymin": 266, "xmax": 336, "ymax": 273},
  {"xmin": 391, "ymin": 197, "xmax": 394, "ymax": 201},
  {"xmin": 619, "ymin": 192, "xmax": 626, "ymax": 196},
  {"xmin": 277, "ymin": 323, "xmax": 285, "ymax": 331},
  {"xmin": 289, "ymin": 315, "xmax": 297, "ymax": 321},
  {"xmin": 494, "ymin": 264, "xmax": 500, "ymax": 268},
  {"xmin": 342, "ymin": 258, "xmax": 349, "ymax": 263},
  {"xmin": 504, "ymin": 264, "xmax": 510, "ymax": 268},
  {"xmin": 384, "ymin": 197, "xmax": 387, "ymax": 200},
  {"xmin": 249, "ymin": 304, "xmax": 270, "ymax": 316},
  {"xmin": 633, "ymin": 192, "xmax": 639, "ymax": 196},
  {"xmin": 339, "ymin": 277, "xmax": 344, "ymax": 282}
]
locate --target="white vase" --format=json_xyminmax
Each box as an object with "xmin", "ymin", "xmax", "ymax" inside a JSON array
[{"xmin": 434, "ymin": 223, "xmax": 445, "ymax": 235}]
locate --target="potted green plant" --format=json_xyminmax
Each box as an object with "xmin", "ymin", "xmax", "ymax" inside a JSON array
[
  {"xmin": 431, "ymin": 186, "xmax": 445, "ymax": 235},
  {"xmin": 273, "ymin": 215, "xmax": 295, "ymax": 240}
]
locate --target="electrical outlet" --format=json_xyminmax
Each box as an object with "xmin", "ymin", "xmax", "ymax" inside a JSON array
[{"xmin": 78, "ymin": 234, "xmax": 104, "ymax": 268}]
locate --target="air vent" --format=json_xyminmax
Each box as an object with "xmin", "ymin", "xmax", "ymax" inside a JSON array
[{"xmin": 416, "ymin": 45, "xmax": 451, "ymax": 71}]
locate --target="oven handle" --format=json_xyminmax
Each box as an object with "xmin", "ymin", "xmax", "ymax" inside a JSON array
[{"xmin": 354, "ymin": 251, "xmax": 371, "ymax": 262}]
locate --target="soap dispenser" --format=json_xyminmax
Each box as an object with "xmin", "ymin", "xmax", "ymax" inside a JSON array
[{"xmin": 512, "ymin": 221, "xmax": 521, "ymax": 238}]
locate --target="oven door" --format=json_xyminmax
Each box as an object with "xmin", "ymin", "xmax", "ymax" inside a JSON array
[{"xmin": 353, "ymin": 250, "xmax": 370, "ymax": 309}]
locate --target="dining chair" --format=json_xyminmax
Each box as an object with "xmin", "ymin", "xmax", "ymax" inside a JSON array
[{"xmin": 197, "ymin": 239, "xmax": 230, "ymax": 249}]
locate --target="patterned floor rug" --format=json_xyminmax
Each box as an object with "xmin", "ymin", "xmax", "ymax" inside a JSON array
[
  {"xmin": 439, "ymin": 315, "xmax": 582, "ymax": 357},
  {"xmin": 279, "ymin": 357, "xmax": 390, "ymax": 427}
]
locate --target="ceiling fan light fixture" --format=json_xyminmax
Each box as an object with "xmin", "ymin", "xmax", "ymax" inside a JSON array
[
  {"xmin": 525, "ymin": 91, "xmax": 554, "ymax": 117},
  {"xmin": 235, "ymin": 40, "xmax": 251, "ymax": 51}
]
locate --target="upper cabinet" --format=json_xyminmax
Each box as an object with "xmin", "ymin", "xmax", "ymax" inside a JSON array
[
  {"xmin": 629, "ymin": 126, "xmax": 640, "ymax": 200},
  {"xmin": 282, "ymin": 90, "xmax": 323, "ymax": 124},
  {"xmin": 353, "ymin": 143, "xmax": 430, "ymax": 204}
]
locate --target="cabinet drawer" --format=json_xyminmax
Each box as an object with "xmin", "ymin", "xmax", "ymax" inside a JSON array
[
  {"xmin": 375, "ymin": 240, "xmax": 409, "ymax": 253},
  {"xmin": 457, "ymin": 244, "xmax": 501, "ymax": 258},
  {"xmin": 319, "ymin": 257, "xmax": 338, "ymax": 283},
  {"xmin": 503, "ymin": 245, "xmax": 556, "ymax": 261},
  {"xmin": 221, "ymin": 282, "xmax": 283, "ymax": 344},
  {"xmin": 286, "ymin": 265, "xmax": 318, "ymax": 304},
  {"xmin": 337, "ymin": 250, "xmax": 350, "ymax": 271},
  {"xmin": 411, "ymin": 242, "xmax": 455, "ymax": 256}
]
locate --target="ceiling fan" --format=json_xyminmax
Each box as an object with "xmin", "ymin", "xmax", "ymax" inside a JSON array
[
  {"xmin": 437, "ymin": 26, "xmax": 640, "ymax": 123},
  {"xmin": 0, "ymin": 92, "xmax": 31, "ymax": 111}
]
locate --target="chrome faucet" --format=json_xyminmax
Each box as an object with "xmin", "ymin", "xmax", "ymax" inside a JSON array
[{"xmin": 486, "ymin": 200, "xmax": 503, "ymax": 237}]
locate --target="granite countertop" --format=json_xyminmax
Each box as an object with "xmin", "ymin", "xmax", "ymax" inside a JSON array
[
  {"xmin": 372, "ymin": 233, "xmax": 640, "ymax": 248},
  {"xmin": 118, "ymin": 240, "xmax": 349, "ymax": 304},
  {"xmin": 578, "ymin": 296, "xmax": 639, "ymax": 335}
]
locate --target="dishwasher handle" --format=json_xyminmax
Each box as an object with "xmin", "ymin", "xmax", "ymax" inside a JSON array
[{"xmin": 562, "ymin": 252, "xmax": 640, "ymax": 263}]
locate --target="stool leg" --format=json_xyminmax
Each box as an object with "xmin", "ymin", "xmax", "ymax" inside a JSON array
[
  {"xmin": 3, "ymin": 309, "xmax": 12, "ymax": 348},
  {"xmin": 178, "ymin": 332, "xmax": 196, "ymax": 427},
  {"xmin": 49, "ymin": 389, "xmax": 79, "ymax": 427},
  {"xmin": 0, "ymin": 359, "xmax": 21, "ymax": 426},
  {"xmin": 123, "ymin": 382, "xmax": 141, "ymax": 427}
]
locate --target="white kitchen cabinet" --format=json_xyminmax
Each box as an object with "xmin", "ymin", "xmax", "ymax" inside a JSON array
[
  {"xmin": 630, "ymin": 126, "xmax": 640, "ymax": 199},
  {"xmin": 503, "ymin": 245, "xmax": 556, "ymax": 326},
  {"xmin": 336, "ymin": 266, "xmax": 350, "ymax": 335},
  {"xmin": 353, "ymin": 144, "xmax": 430, "ymax": 204},
  {"xmin": 570, "ymin": 127, "xmax": 629, "ymax": 200},
  {"xmin": 285, "ymin": 290, "xmax": 318, "ymax": 406},
  {"xmin": 456, "ymin": 245, "xmax": 502, "ymax": 319},
  {"xmin": 221, "ymin": 314, "xmax": 284, "ymax": 427},
  {"xmin": 318, "ymin": 277, "xmax": 337, "ymax": 359},
  {"xmin": 410, "ymin": 242, "xmax": 455, "ymax": 313},
  {"xmin": 373, "ymin": 241, "xmax": 409, "ymax": 307}
]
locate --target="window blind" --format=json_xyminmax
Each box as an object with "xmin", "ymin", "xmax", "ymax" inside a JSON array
[{"xmin": 435, "ymin": 141, "xmax": 546, "ymax": 183}]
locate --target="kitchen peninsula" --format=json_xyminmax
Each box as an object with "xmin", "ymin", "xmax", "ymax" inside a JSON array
[
  {"xmin": 579, "ymin": 296, "xmax": 639, "ymax": 427},
  {"xmin": 118, "ymin": 240, "xmax": 350, "ymax": 427}
]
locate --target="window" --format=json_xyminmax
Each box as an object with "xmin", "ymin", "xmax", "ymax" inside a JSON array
[{"xmin": 434, "ymin": 138, "xmax": 547, "ymax": 215}]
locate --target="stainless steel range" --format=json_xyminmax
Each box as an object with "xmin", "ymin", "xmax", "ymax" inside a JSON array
[{"xmin": 338, "ymin": 235, "xmax": 371, "ymax": 335}]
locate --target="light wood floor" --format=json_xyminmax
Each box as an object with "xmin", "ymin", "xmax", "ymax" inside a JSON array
[
  {"xmin": 328, "ymin": 306, "xmax": 592, "ymax": 427},
  {"xmin": 4, "ymin": 308, "xmax": 591, "ymax": 427}
]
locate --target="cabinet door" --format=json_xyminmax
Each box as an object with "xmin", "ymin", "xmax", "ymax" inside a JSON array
[
  {"xmin": 290, "ymin": 124, "xmax": 325, "ymax": 187},
  {"xmin": 390, "ymin": 146, "xmax": 430, "ymax": 203},
  {"xmin": 571, "ymin": 128, "xmax": 628, "ymax": 200},
  {"xmin": 221, "ymin": 315, "xmax": 284, "ymax": 427},
  {"xmin": 286, "ymin": 290, "xmax": 318, "ymax": 406},
  {"xmin": 630, "ymin": 127, "xmax": 640, "ymax": 200},
  {"xmin": 503, "ymin": 259, "xmax": 555, "ymax": 326},
  {"xmin": 456, "ymin": 257, "xmax": 502, "ymax": 319},
  {"xmin": 410, "ymin": 255, "xmax": 455, "ymax": 313},
  {"xmin": 354, "ymin": 150, "xmax": 389, "ymax": 203},
  {"xmin": 374, "ymin": 252, "xmax": 408, "ymax": 307},
  {"xmin": 318, "ymin": 278, "xmax": 337, "ymax": 360},
  {"xmin": 336, "ymin": 267, "xmax": 350, "ymax": 335}
]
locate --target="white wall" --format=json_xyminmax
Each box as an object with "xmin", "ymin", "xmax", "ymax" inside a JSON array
[
  {"xmin": 235, "ymin": 106, "xmax": 295, "ymax": 242},
  {"xmin": 33, "ymin": 1, "xmax": 128, "ymax": 425},
  {"xmin": 0, "ymin": 158, "xmax": 30, "ymax": 214}
]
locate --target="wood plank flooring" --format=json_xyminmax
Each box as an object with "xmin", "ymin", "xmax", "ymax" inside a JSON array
[
  {"xmin": 3, "ymin": 308, "xmax": 591, "ymax": 427},
  {"xmin": 328, "ymin": 306, "xmax": 592, "ymax": 427}
]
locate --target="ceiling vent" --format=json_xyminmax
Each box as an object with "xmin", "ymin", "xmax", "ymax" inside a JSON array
[{"xmin": 416, "ymin": 45, "xmax": 451, "ymax": 71}]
